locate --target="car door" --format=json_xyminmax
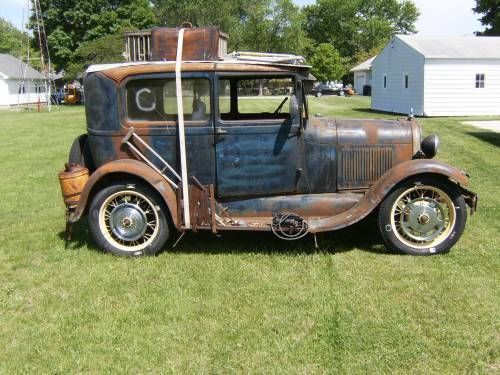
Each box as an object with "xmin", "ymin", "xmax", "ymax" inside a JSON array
[{"xmin": 214, "ymin": 74, "xmax": 302, "ymax": 198}]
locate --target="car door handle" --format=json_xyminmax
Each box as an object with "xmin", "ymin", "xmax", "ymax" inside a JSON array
[{"xmin": 215, "ymin": 128, "xmax": 227, "ymax": 135}]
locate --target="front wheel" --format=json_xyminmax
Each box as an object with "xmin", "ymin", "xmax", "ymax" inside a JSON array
[
  {"xmin": 315, "ymin": 91, "xmax": 322, "ymax": 97},
  {"xmin": 88, "ymin": 182, "xmax": 171, "ymax": 256},
  {"xmin": 378, "ymin": 177, "xmax": 467, "ymax": 255}
]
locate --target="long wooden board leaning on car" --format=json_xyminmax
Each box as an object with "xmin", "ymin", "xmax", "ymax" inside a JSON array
[{"xmin": 58, "ymin": 24, "xmax": 477, "ymax": 257}]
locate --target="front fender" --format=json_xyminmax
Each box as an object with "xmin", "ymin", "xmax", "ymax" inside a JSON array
[
  {"xmin": 68, "ymin": 159, "xmax": 179, "ymax": 229},
  {"xmin": 309, "ymin": 159, "xmax": 471, "ymax": 233}
]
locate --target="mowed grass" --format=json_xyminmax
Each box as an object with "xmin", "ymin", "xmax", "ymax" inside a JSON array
[{"xmin": 0, "ymin": 97, "xmax": 498, "ymax": 373}]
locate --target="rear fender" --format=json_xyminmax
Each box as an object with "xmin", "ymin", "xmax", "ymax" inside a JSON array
[
  {"xmin": 309, "ymin": 159, "xmax": 472, "ymax": 233},
  {"xmin": 69, "ymin": 159, "xmax": 179, "ymax": 229}
]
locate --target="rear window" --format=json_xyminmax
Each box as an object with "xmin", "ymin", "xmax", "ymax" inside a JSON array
[{"xmin": 126, "ymin": 78, "xmax": 210, "ymax": 123}]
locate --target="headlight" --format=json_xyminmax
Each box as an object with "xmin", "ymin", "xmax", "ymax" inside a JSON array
[{"xmin": 421, "ymin": 134, "xmax": 439, "ymax": 158}]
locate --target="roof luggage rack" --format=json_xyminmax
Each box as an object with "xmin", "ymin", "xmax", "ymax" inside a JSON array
[{"xmin": 227, "ymin": 51, "xmax": 306, "ymax": 65}]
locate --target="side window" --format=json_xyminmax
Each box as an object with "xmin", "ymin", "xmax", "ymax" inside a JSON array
[
  {"xmin": 218, "ymin": 77, "xmax": 294, "ymax": 120},
  {"xmin": 126, "ymin": 78, "xmax": 211, "ymax": 123}
]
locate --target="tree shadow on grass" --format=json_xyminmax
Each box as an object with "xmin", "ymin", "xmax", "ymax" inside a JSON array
[
  {"xmin": 467, "ymin": 131, "xmax": 500, "ymax": 147},
  {"xmin": 58, "ymin": 215, "xmax": 395, "ymax": 256}
]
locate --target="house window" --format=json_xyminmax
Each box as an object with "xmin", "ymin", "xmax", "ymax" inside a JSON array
[
  {"xmin": 475, "ymin": 74, "xmax": 485, "ymax": 88},
  {"xmin": 383, "ymin": 75, "xmax": 387, "ymax": 89},
  {"xmin": 404, "ymin": 74, "xmax": 409, "ymax": 89}
]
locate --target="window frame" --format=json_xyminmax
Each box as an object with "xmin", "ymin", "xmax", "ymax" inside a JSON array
[{"xmin": 215, "ymin": 72, "xmax": 298, "ymax": 125}]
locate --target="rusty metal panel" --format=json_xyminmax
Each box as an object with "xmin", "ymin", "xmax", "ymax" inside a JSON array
[{"xmin": 338, "ymin": 146, "xmax": 394, "ymax": 189}]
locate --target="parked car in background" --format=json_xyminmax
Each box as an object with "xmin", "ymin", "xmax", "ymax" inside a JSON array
[{"xmin": 311, "ymin": 83, "xmax": 340, "ymax": 97}]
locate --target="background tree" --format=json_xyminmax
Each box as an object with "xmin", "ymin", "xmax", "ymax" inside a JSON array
[
  {"xmin": 474, "ymin": 0, "xmax": 500, "ymax": 35},
  {"xmin": 33, "ymin": 0, "xmax": 155, "ymax": 72},
  {"xmin": 152, "ymin": 0, "xmax": 311, "ymax": 54},
  {"xmin": 308, "ymin": 43, "xmax": 347, "ymax": 82},
  {"xmin": 64, "ymin": 32, "xmax": 127, "ymax": 80},
  {"xmin": 0, "ymin": 17, "xmax": 42, "ymax": 69},
  {"xmin": 0, "ymin": 18, "xmax": 26, "ymax": 58},
  {"xmin": 304, "ymin": 0, "xmax": 419, "ymax": 58}
]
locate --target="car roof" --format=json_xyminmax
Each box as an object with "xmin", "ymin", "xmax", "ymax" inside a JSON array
[{"xmin": 87, "ymin": 60, "xmax": 311, "ymax": 84}]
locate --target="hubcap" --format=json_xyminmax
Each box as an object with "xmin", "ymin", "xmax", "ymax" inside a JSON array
[
  {"xmin": 98, "ymin": 190, "xmax": 159, "ymax": 252},
  {"xmin": 390, "ymin": 185, "xmax": 456, "ymax": 249},
  {"xmin": 110, "ymin": 203, "xmax": 148, "ymax": 241}
]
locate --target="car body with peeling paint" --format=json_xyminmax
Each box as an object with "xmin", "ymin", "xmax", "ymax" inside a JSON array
[{"xmin": 59, "ymin": 36, "xmax": 477, "ymax": 257}]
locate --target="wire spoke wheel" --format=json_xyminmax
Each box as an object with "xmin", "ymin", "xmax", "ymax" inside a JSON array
[
  {"xmin": 89, "ymin": 183, "xmax": 170, "ymax": 256},
  {"xmin": 379, "ymin": 177, "xmax": 467, "ymax": 255},
  {"xmin": 97, "ymin": 189, "xmax": 160, "ymax": 253},
  {"xmin": 390, "ymin": 185, "xmax": 455, "ymax": 249}
]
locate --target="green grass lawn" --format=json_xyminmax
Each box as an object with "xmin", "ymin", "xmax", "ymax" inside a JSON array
[{"xmin": 0, "ymin": 97, "xmax": 498, "ymax": 373}]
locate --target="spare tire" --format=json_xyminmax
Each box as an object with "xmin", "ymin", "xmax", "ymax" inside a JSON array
[{"xmin": 68, "ymin": 134, "xmax": 95, "ymax": 172}]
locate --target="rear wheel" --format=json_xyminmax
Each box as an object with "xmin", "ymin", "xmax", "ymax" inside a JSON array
[
  {"xmin": 315, "ymin": 91, "xmax": 322, "ymax": 97},
  {"xmin": 88, "ymin": 182, "xmax": 170, "ymax": 256},
  {"xmin": 378, "ymin": 177, "xmax": 467, "ymax": 255}
]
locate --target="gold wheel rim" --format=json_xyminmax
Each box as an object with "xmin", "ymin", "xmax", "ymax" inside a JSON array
[{"xmin": 389, "ymin": 185, "xmax": 456, "ymax": 250}]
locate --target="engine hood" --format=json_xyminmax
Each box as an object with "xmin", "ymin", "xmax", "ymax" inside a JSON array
[
  {"xmin": 305, "ymin": 116, "xmax": 414, "ymax": 146},
  {"xmin": 303, "ymin": 116, "xmax": 419, "ymax": 190}
]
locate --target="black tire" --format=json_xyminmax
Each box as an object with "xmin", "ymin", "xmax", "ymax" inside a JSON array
[
  {"xmin": 315, "ymin": 91, "xmax": 322, "ymax": 97},
  {"xmin": 88, "ymin": 182, "xmax": 171, "ymax": 256},
  {"xmin": 69, "ymin": 134, "xmax": 95, "ymax": 172},
  {"xmin": 378, "ymin": 176, "xmax": 467, "ymax": 256}
]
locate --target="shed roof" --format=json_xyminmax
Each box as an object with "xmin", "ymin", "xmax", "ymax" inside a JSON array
[
  {"xmin": 0, "ymin": 54, "xmax": 45, "ymax": 80},
  {"xmin": 350, "ymin": 56, "xmax": 376, "ymax": 72},
  {"xmin": 397, "ymin": 35, "xmax": 500, "ymax": 59}
]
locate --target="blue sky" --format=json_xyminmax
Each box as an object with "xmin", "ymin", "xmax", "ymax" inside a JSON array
[{"xmin": 1, "ymin": 0, "xmax": 483, "ymax": 36}]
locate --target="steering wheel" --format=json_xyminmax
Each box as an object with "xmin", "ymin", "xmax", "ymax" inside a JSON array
[{"xmin": 273, "ymin": 97, "xmax": 289, "ymax": 116}]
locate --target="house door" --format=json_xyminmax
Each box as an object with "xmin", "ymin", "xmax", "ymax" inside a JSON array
[{"xmin": 214, "ymin": 75, "xmax": 301, "ymax": 198}]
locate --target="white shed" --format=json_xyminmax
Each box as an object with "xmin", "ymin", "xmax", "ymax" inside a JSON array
[
  {"xmin": 0, "ymin": 54, "xmax": 48, "ymax": 108},
  {"xmin": 371, "ymin": 35, "xmax": 500, "ymax": 116},
  {"xmin": 350, "ymin": 56, "xmax": 375, "ymax": 95}
]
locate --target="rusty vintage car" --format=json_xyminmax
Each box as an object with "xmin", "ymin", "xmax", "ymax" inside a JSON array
[{"xmin": 59, "ymin": 27, "xmax": 477, "ymax": 256}]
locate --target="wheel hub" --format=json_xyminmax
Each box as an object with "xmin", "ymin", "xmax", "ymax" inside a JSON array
[
  {"xmin": 401, "ymin": 198, "xmax": 445, "ymax": 242},
  {"xmin": 110, "ymin": 203, "xmax": 147, "ymax": 242}
]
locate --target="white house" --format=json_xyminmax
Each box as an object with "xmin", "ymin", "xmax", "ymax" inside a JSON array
[
  {"xmin": 0, "ymin": 54, "xmax": 49, "ymax": 108},
  {"xmin": 371, "ymin": 35, "xmax": 500, "ymax": 116},
  {"xmin": 350, "ymin": 56, "xmax": 375, "ymax": 95}
]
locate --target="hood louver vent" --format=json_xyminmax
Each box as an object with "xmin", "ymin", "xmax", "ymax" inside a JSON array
[{"xmin": 338, "ymin": 146, "xmax": 394, "ymax": 189}]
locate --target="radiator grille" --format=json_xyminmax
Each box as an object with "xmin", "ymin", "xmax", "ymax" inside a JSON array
[{"xmin": 339, "ymin": 147, "xmax": 394, "ymax": 188}]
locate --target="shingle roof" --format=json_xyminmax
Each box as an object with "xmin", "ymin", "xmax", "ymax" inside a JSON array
[
  {"xmin": 397, "ymin": 35, "xmax": 500, "ymax": 59},
  {"xmin": 0, "ymin": 54, "xmax": 45, "ymax": 80},
  {"xmin": 350, "ymin": 56, "xmax": 376, "ymax": 72}
]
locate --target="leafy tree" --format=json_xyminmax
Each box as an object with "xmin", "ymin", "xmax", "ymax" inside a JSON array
[
  {"xmin": 474, "ymin": 0, "xmax": 500, "ymax": 35},
  {"xmin": 308, "ymin": 43, "xmax": 347, "ymax": 82},
  {"xmin": 65, "ymin": 32, "xmax": 127, "ymax": 80},
  {"xmin": 152, "ymin": 0, "xmax": 311, "ymax": 54},
  {"xmin": 0, "ymin": 17, "xmax": 42, "ymax": 69},
  {"xmin": 0, "ymin": 18, "xmax": 26, "ymax": 58},
  {"xmin": 32, "ymin": 0, "xmax": 156, "ymax": 71},
  {"xmin": 304, "ymin": 0, "xmax": 419, "ymax": 58}
]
